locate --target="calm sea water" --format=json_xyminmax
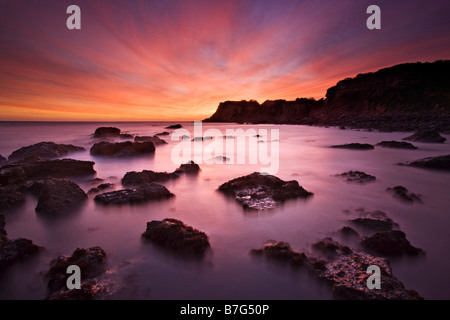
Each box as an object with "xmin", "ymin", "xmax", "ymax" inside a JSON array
[{"xmin": 0, "ymin": 121, "xmax": 449, "ymax": 300}]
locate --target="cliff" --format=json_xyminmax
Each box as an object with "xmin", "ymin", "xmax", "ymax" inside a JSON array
[{"xmin": 204, "ymin": 60, "xmax": 450, "ymax": 131}]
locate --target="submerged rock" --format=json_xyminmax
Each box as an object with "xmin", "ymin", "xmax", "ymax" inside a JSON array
[
  {"xmin": 134, "ymin": 136, "xmax": 167, "ymax": 145},
  {"xmin": 155, "ymin": 132, "xmax": 170, "ymax": 136},
  {"xmin": 90, "ymin": 141, "xmax": 155, "ymax": 157},
  {"xmin": 376, "ymin": 141, "xmax": 418, "ymax": 149},
  {"xmin": 88, "ymin": 183, "xmax": 114, "ymax": 195},
  {"xmin": 335, "ymin": 171, "xmax": 376, "ymax": 184},
  {"xmin": 94, "ymin": 183, "xmax": 174, "ymax": 205},
  {"xmin": 218, "ymin": 172, "xmax": 313, "ymax": 210},
  {"xmin": 142, "ymin": 218, "xmax": 210, "ymax": 256},
  {"xmin": 402, "ymin": 129, "xmax": 447, "ymax": 143},
  {"xmin": 8, "ymin": 142, "xmax": 84, "ymax": 163},
  {"xmin": 331, "ymin": 143, "xmax": 374, "ymax": 150},
  {"xmin": 361, "ymin": 230, "xmax": 424, "ymax": 256},
  {"xmin": 0, "ymin": 186, "xmax": 25, "ymax": 211},
  {"xmin": 402, "ymin": 154, "xmax": 450, "ymax": 171},
  {"xmin": 165, "ymin": 124, "xmax": 183, "ymax": 129},
  {"xmin": 386, "ymin": 186, "xmax": 422, "ymax": 204},
  {"xmin": 29, "ymin": 178, "xmax": 87, "ymax": 215},
  {"xmin": 338, "ymin": 226, "xmax": 360, "ymax": 238},
  {"xmin": 93, "ymin": 127, "xmax": 121, "ymax": 138},
  {"xmin": 0, "ymin": 215, "xmax": 42, "ymax": 271},
  {"xmin": 349, "ymin": 210, "xmax": 396, "ymax": 231},
  {"xmin": 251, "ymin": 238, "xmax": 422, "ymax": 300},
  {"xmin": 45, "ymin": 246, "xmax": 107, "ymax": 299}
]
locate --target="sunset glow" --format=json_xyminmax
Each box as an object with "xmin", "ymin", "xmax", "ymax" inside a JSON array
[{"xmin": 1, "ymin": 0, "xmax": 449, "ymax": 121}]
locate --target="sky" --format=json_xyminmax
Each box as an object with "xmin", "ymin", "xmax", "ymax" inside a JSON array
[{"xmin": 1, "ymin": 0, "xmax": 449, "ymax": 121}]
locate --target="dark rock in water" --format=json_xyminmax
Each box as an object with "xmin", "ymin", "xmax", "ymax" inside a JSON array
[
  {"xmin": 349, "ymin": 209, "xmax": 396, "ymax": 231},
  {"xmin": 46, "ymin": 279, "xmax": 108, "ymax": 300},
  {"xmin": 218, "ymin": 172, "xmax": 313, "ymax": 210},
  {"xmin": 331, "ymin": 143, "xmax": 374, "ymax": 150},
  {"xmin": 250, "ymin": 240, "xmax": 308, "ymax": 265},
  {"xmin": 45, "ymin": 246, "xmax": 107, "ymax": 299},
  {"xmin": 122, "ymin": 161, "xmax": 200, "ymax": 186},
  {"xmin": 88, "ymin": 183, "xmax": 114, "ymax": 195},
  {"xmin": 361, "ymin": 230, "xmax": 424, "ymax": 256},
  {"xmin": 0, "ymin": 215, "xmax": 7, "ymax": 246},
  {"xmin": 251, "ymin": 238, "xmax": 423, "ymax": 300},
  {"xmin": 0, "ymin": 186, "xmax": 25, "ymax": 211},
  {"xmin": 0, "ymin": 159, "xmax": 95, "ymax": 182},
  {"xmin": 119, "ymin": 133, "xmax": 134, "ymax": 139},
  {"xmin": 8, "ymin": 142, "xmax": 85, "ymax": 163},
  {"xmin": 174, "ymin": 161, "xmax": 201, "ymax": 175},
  {"xmin": 0, "ymin": 155, "xmax": 6, "ymax": 167},
  {"xmin": 142, "ymin": 218, "xmax": 210, "ymax": 256},
  {"xmin": 122, "ymin": 170, "xmax": 178, "ymax": 187},
  {"xmin": 192, "ymin": 136, "xmax": 213, "ymax": 141},
  {"xmin": 93, "ymin": 127, "xmax": 121, "ymax": 138},
  {"xmin": 402, "ymin": 129, "xmax": 447, "ymax": 143},
  {"xmin": 376, "ymin": 141, "xmax": 418, "ymax": 149},
  {"xmin": 0, "ymin": 215, "xmax": 42, "ymax": 271},
  {"xmin": 156, "ymin": 132, "xmax": 170, "ymax": 136},
  {"xmin": 29, "ymin": 178, "xmax": 87, "ymax": 215},
  {"xmin": 335, "ymin": 171, "xmax": 376, "ymax": 184},
  {"xmin": 134, "ymin": 135, "xmax": 167, "ymax": 145},
  {"xmin": 386, "ymin": 186, "xmax": 422, "ymax": 204},
  {"xmin": 338, "ymin": 226, "xmax": 359, "ymax": 238},
  {"xmin": 402, "ymin": 154, "xmax": 450, "ymax": 171},
  {"xmin": 165, "ymin": 124, "xmax": 183, "ymax": 129},
  {"xmin": 94, "ymin": 183, "xmax": 174, "ymax": 205},
  {"xmin": 90, "ymin": 141, "xmax": 155, "ymax": 157}
]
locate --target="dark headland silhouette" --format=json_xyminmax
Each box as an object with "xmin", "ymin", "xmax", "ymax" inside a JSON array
[{"xmin": 204, "ymin": 60, "xmax": 450, "ymax": 132}]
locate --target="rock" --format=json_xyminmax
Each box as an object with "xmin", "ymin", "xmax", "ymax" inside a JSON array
[
  {"xmin": 174, "ymin": 161, "xmax": 201, "ymax": 175},
  {"xmin": 93, "ymin": 127, "xmax": 121, "ymax": 138},
  {"xmin": 165, "ymin": 124, "xmax": 183, "ymax": 129},
  {"xmin": 155, "ymin": 132, "xmax": 170, "ymax": 136},
  {"xmin": 0, "ymin": 215, "xmax": 42, "ymax": 271},
  {"xmin": 8, "ymin": 142, "xmax": 85, "ymax": 163},
  {"xmin": 29, "ymin": 178, "xmax": 87, "ymax": 215},
  {"xmin": 402, "ymin": 154, "xmax": 450, "ymax": 171},
  {"xmin": 192, "ymin": 136, "xmax": 213, "ymax": 141},
  {"xmin": 335, "ymin": 171, "xmax": 376, "ymax": 184},
  {"xmin": 141, "ymin": 218, "xmax": 210, "ymax": 256},
  {"xmin": 119, "ymin": 133, "xmax": 134, "ymax": 139},
  {"xmin": 121, "ymin": 161, "xmax": 200, "ymax": 186},
  {"xmin": 251, "ymin": 238, "xmax": 423, "ymax": 300},
  {"xmin": 349, "ymin": 210, "xmax": 396, "ymax": 231},
  {"xmin": 88, "ymin": 183, "xmax": 114, "ymax": 195},
  {"xmin": 0, "ymin": 159, "xmax": 96, "ymax": 181},
  {"xmin": 361, "ymin": 230, "xmax": 424, "ymax": 256},
  {"xmin": 386, "ymin": 186, "xmax": 422, "ymax": 203},
  {"xmin": 376, "ymin": 141, "xmax": 418, "ymax": 149},
  {"xmin": 134, "ymin": 135, "xmax": 167, "ymax": 145},
  {"xmin": 402, "ymin": 129, "xmax": 447, "ymax": 143},
  {"xmin": 122, "ymin": 170, "xmax": 178, "ymax": 187},
  {"xmin": 0, "ymin": 155, "xmax": 6, "ymax": 167},
  {"xmin": 46, "ymin": 279, "xmax": 109, "ymax": 300},
  {"xmin": 0, "ymin": 186, "xmax": 25, "ymax": 211},
  {"xmin": 338, "ymin": 226, "xmax": 359, "ymax": 238},
  {"xmin": 45, "ymin": 246, "xmax": 107, "ymax": 298},
  {"xmin": 218, "ymin": 172, "xmax": 313, "ymax": 210},
  {"xmin": 94, "ymin": 183, "xmax": 174, "ymax": 205},
  {"xmin": 90, "ymin": 141, "xmax": 155, "ymax": 157},
  {"xmin": 331, "ymin": 143, "xmax": 374, "ymax": 150},
  {"xmin": 0, "ymin": 215, "xmax": 7, "ymax": 246}
]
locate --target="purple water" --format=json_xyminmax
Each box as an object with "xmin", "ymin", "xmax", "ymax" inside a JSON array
[{"xmin": 0, "ymin": 121, "xmax": 449, "ymax": 299}]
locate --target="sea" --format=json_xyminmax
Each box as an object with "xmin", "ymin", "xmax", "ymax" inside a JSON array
[{"xmin": 0, "ymin": 121, "xmax": 449, "ymax": 299}]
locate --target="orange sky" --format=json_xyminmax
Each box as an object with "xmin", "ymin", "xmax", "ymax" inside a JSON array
[{"xmin": 1, "ymin": 0, "xmax": 450, "ymax": 121}]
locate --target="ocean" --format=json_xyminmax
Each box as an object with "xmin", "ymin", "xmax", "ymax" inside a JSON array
[{"xmin": 0, "ymin": 121, "xmax": 449, "ymax": 299}]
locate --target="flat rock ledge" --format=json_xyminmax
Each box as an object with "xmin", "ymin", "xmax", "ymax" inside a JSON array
[{"xmin": 94, "ymin": 183, "xmax": 174, "ymax": 205}]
